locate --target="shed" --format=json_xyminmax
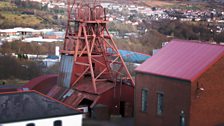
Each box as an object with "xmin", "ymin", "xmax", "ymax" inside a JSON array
[{"xmin": 135, "ymin": 39, "xmax": 224, "ymax": 126}]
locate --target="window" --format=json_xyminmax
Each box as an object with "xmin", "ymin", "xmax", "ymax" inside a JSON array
[
  {"xmin": 141, "ymin": 88, "xmax": 148, "ymax": 112},
  {"xmin": 54, "ymin": 120, "xmax": 62, "ymax": 126},
  {"xmin": 157, "ymin": 92, "xmax": 164, "ymax": 115},
  {"xmin": 26, "ymin": 123, "xmax": 35, "ymax": 126}
]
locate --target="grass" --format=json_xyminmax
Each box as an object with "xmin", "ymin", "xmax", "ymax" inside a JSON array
[
  {"xmin": 0, "ymin": 12, "xmax": 43, "ymax": 27},
  {"xmin": 0, "ymin": 79, "xmax": 28, "ymax": 85},
  {"xmin": 0, "ymin": 1, "xmax": 16, "ymax": 9},
  {"xmin": 144, "ymin": 0, "xmax": 177, "ymax": 8},
  {"xmin": 144, "ymin": 0, "xmax": 209, "ymax": 10},
  {"xmin": 0, "ymin": 0, "xmax": 68, "ymax": 29}
]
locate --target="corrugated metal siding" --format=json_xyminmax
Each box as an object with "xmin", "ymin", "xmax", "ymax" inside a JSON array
[
  {"xmin": 57, "ymin": 55, "xmax": 74, "ymax": 88},
  {"xmin": 135, "ymin": 39, "xmax": 224, "ymax": 81}
]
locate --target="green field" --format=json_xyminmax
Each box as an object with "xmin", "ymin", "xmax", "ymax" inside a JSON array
[
  {"xmin": 0, "ymin": 1, "xmax": 16, "ymax": 9},
  {"xmin": 144, "ymin": 0, "xmax": 211, "ymax": 10},
  {"xmin": 0, "ymin": 1, "xmax": 62, "ymax": 29},
  {"xmin": 0, "ymin": 79, "xmax": 28, "ymax": 85},
  {"xmin": 0, "ymin": 1, "xmax": 43, "ymax": 28},
  {"xmin": 1, "ymin": 12, "xmax": 43, "ymax": 25}
]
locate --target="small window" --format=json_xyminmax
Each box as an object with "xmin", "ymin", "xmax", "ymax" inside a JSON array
[
  {"xmin": 26, "ymin": 123, "xmax": 35, "ymax": 126},
  {"xmin": 141, "ymin": 88, "xmax": 148, "ymax": 112},
  {"xmin": 157, "ymin": 92, "xmax": 164, "ymax": 115},
  {"xmin": 54, "ymin": 120, "xmax": 62, "ymax": 126}
]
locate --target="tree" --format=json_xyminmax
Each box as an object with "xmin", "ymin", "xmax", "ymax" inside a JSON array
[
  {"xmin": 0, "ymin": 56, "xmax": 43, "ymax": 80},
  {"xmin": 140, "ymin": 29, "xmax": 170, "ymax": 54},
  {"xmin": 0, "ymin": 56, "xmax": 18, "ymax": 79},
  {"xmin": 214, "ymin": 32, "xmax": 224, "ymax": 43}
]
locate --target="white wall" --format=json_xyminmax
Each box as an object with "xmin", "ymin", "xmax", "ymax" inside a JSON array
[
  {"xmin": 1, "ymin": 115, "xmax": 82, "ymax": 126},
  {"xmin": 55, "ymin": 46, "xmax": 60, "ymax": 56}
]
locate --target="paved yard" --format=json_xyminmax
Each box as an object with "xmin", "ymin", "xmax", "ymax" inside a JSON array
[{"xmin": 83, "ymin": 116, "xmax": 134, "ymax": 126}]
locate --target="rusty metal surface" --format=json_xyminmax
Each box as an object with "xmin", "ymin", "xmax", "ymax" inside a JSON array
[
  {"xmin": 74, "ymin": 78, "xmax": 115, "ymax": 95},
  {"xmin": 136, "ymin": 39, "xmax": 224, "ymax": 81},
  {"xmin": 47, "ymin": 85, "xmax": 61, "ymax": 97},
  {"xmin": 47, "ymin": 85, "xmax": 69, "ymax": 100},
  {"xmin": 57, "ymin": 55, "xmax": 74, "ymax": 88},
  {"xmin": 62, "ymin": 1, "xmax": 135, "ymax": 94},
  {"xmin": 63, "ymin": 89, "xmax": 98, "ymax": 108}
]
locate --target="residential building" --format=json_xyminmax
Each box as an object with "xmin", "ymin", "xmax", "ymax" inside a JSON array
[
  {"xmin": 135, "ymin": 39, "xmax": 224, "ymax": 126},
  {"xmin": 43, "ymin": 55, "xmax": 60, "ymax": 67}
]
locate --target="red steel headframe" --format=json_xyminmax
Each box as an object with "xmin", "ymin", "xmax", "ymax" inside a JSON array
[{"xmin": 61, "ymin": 0, "xmax": 135, "ymax": 93}]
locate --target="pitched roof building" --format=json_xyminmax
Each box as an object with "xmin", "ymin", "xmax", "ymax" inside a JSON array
[
  {"xmin": 0, "ymin": 90, "xmax": 82, "ymax": 126},
  {"xmin": 136, "ymin": 39, "xmax": 224, "ymax": 81},
  {"xmin": 135, "ymin": 39, "xmax": 224, "ymax": 126}
]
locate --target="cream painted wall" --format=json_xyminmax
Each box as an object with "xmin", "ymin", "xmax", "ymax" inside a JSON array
[{"xmin": 0, "ymin": 115, "xmax": 82, "ymax": 126}]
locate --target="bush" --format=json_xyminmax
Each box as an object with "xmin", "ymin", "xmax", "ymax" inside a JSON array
[
  {"xmin": 0, "ymin": 56, "xmax": 43, "ymax": 80},
  {"xmin": 0, "ymin": 13, "xmax": 5, "ymax": 19}
]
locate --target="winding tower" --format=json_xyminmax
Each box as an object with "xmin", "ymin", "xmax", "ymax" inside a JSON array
[
  {"xmin": 59, "ymin": 0, "xmax": 134, "ymax": 92},
  {"xmin": 51, "ymin": 0, "xmax": 136, "ymax": 115},
  {"xmin": 22, "ymin": 0, "xmax": 135, "ymax": 116}
]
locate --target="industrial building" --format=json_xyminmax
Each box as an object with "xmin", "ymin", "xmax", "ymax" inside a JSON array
[
  {"xmin": 21, "ymin": 0, "xmax": 136, "ymax": 119},
  {"xmin": 0, "ymin": 1, "xmax": 151, "ymax": 120},
  {"xmin": 135, "ymin": 39, "xmax": 224, "ymax": 126},
  {"xmin": 2, "ymin": 0, "xmax": 224, "ymax": 125}
]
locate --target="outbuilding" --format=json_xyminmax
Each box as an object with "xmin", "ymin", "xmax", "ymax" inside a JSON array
[
  {"xmin": 135, "ymin": 39, "xmax": 224, "ymax": 126},
  {"xmin": 0, "ymin": 90, "xmax": 82, "ymax": 126}
]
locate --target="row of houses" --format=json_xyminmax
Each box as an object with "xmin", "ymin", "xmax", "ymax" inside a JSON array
[
  {"xmin": 105, "ymin": 2, "xmax": 224, "ymax": 35},
  {"xmin": 21, "ymin": 0, "xmax": 66, "ymax": 9}
]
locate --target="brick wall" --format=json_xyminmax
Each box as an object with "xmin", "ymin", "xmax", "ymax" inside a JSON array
[
  {"xmin": 135, "ymin": 73, "xmax": 191, "ymax": 126},
  {"xmin": 190, "ymin": 57, "xmax": 224, "ymax": 126}
]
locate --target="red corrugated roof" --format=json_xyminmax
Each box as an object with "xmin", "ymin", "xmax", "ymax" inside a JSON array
[
  {"xmin": 74, "ymin": 79, "xmax": 115, "ymax": 95},
  {"xmin": 23, "ymin": 74, "xmax": 58, "ymax": 89},
  {"xmin": 135, "ymin": 39, "xmax": 224, "ymax": 81}
]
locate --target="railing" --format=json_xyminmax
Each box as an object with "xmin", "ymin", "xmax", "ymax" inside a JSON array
[{"xmin": 74, "ymin": 4, "xmax": 106, "ymax": 21}]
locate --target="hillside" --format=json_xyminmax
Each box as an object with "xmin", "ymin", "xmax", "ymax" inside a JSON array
[
  {"xmin": 0, "ymin": 1, "xmax": 66, "ymax": 29},
  {"xmin": 143, "ymin": 0, "xmax": 224, "ymax": 10}
]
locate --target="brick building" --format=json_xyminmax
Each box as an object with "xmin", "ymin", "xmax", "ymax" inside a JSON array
[{"xmin": 135, "ymin": 39, "xmax": 224, "ymax": 126}]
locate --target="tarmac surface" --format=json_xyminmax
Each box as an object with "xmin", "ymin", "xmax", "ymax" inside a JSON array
[{"xmin": 82, "ymin": 116, "xmax": 134, "ymax": 126}]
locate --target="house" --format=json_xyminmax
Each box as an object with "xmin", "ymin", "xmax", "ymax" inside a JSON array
[
  {"xmin": 135, "ymin": 39, "xmax": 224, "ymax": 126},
  {"xmin": 0, "ymin": 29, "xmax": 17, "ymax": 37},
  {"xmin": 0, "ymin": 90, "xmax": 82, "ymax": 126},
  {"xmin": 43, "ymin": 55, "xmax": 60, "ymax": 67},
  {"xmin": 44, "ymin": 31, "xmax": 65, "ymax": 40}
]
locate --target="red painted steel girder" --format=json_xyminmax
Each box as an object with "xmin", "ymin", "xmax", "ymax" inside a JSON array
[{"xmin": 61, "ymin": 0, "xmax": 134, "ymax": 94}]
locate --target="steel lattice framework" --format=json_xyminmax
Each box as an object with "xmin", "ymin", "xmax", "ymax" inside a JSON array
[{"xmin": 61, "ymin": 0, "xmax": 134, "ymax": 93}]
